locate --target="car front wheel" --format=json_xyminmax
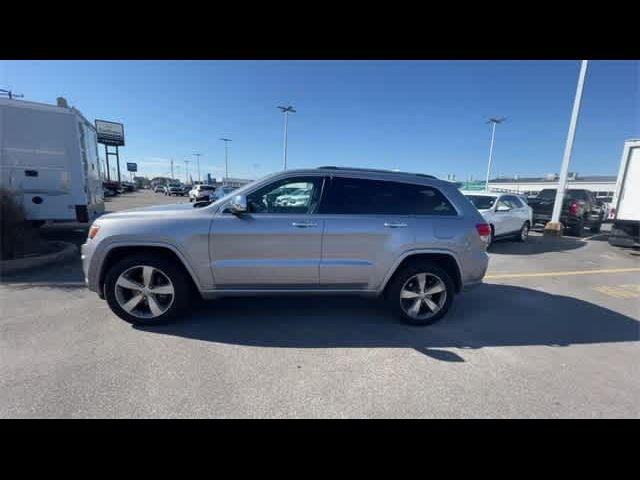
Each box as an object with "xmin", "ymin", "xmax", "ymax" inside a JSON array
[
  {"xmin": 104, "ymin": 254, "xmax": 192, "ymax": 325},
  {"xmin": 387, "ymin": 262, "xmax": 454, "ymax": 326}
]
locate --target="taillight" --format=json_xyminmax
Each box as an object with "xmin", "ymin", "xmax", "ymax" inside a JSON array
[
  {"xmin": 609, "ymin": 207, "xmax": 616, "ymax": 219},
  {"xmin": 476, "ymin": 223, "xmax": 491, "ymax": 242},
  {"xmin": 569, "ymin": 201, "xmax": 578, "ymax": 215}
]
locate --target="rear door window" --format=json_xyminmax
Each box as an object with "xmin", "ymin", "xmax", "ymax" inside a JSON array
[
  {"xmin": 504, "ymin": 195, "xmax": 524, "ymax": 208},
  {"xmin": 320, "ymin": 177, "xmax": 457, "ymax": 216}
]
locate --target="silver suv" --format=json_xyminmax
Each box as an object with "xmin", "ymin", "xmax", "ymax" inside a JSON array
[{"xmin": 82, "ymin": 167, "xmax": 489, "ymax": 326}]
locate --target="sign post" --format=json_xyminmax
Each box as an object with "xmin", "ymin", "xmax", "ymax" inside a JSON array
[{"xmin": 95, "ymin": 120, "xmax": 125, "ymax": 183}]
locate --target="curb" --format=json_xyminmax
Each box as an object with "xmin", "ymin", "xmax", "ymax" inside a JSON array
[{"xmin": 0, "ymin": 241, "xmax": 79, "ymax": 275}]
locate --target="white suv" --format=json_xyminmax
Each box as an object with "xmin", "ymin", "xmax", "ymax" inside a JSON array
[
  {"xmin": 189, "ymin": 185, "xmax": 216, "ymax": 202},
  {"xmin": 463, "ymin": 192, "xmax": 533, "ymax": 247}
]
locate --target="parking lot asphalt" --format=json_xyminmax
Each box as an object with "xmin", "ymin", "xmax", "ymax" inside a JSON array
[{"xmin": 1, "ymin": 190, "xmax": 638, "ymax": 418}]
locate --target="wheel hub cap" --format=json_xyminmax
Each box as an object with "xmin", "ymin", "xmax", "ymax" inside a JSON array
[
  {"xmin": 399, "ymin": 272, "xmax": 447, "ymax": 320},
  {"xmin": 114, "ymin": 265, "xmax": 175, "ymax": 319}
]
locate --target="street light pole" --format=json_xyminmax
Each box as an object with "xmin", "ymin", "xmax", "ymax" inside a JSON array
[
  {"xmin": 219, "ymin": 138, "xmax": 232, "ymax": 184},
  {"xmin": 485, "ymin": 117, "xmax": 506, "ymax": 191},
  {"xmin": 193, "ymin": 153, "xmax": 202, "ymax": 183},
  {"xmin": 547, "ymin": 60, "xmax": 589, "ymax": 234},
  {"xmin": 184, "ymin": 160, "xmax": 191, "ymax": 184},
  {"xmin": 277, "ymin": 106, "xmax": 296, "ymax": 170}
]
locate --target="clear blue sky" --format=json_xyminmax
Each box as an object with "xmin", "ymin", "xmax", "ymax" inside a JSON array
[{"xmin": 1, "ymin": 60, "xmax": 637, "ymax": 182}]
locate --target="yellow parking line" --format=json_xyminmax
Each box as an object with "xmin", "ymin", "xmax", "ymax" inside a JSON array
[
  {"xmin": 591, "ymin": 284, "xmax": 640, "ymax": 298},
  {"xmin": 485, "ymin": 267, "xmax": 640, "ymax": 280}
]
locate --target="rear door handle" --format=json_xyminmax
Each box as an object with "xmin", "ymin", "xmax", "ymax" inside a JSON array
[
  {"xmin": 384, "ymin": 222, "xmax": 408, "ymax": 228},
  {"xmin": 291, "ymin": 221, "xmax": 318, "ymax": 228}
]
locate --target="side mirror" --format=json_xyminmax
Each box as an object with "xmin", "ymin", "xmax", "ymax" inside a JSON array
[
  {"xmin": 496, "ymin": 204, "xmax": 510, "ymax": 212},
  {"xmin": 229, "ymin": 194, "xmax": 248, "ymax": 215}
]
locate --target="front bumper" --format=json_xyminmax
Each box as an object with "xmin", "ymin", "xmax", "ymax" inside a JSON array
[{"xmin": 81, "ymin": 241, "xmax": 100, "ymax": 295}]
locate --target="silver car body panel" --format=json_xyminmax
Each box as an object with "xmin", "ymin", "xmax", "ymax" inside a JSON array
[{"xmin": 83, "ymin": 168, "xmax": 489, "ymax": 298}]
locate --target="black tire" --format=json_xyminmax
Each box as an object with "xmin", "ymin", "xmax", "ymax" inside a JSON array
[
  {"xmin": 590, "ymin": 222, "xmax": 602, "ymax": 233},
  {"xmin": 516, "ymin": 221, "xmax": 529, "ymax": 242},
  {"xmin": 104, "ymin": 254, "xmax": 192, "ymax": 326},
  {"xmin": 568, "ymin": 218, "xmax": 585, "ymax": 237},
  {"xmin": 386, "ymin": 261, "xmax": 455, "ymax": 326}
]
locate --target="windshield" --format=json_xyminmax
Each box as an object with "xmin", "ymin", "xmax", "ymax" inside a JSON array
[
  {"xmin": 536, "ymin": 189, "xmax": 557, "ymax": 199},
  {"xmin": 466, "ymin": 195, "xmax": 496, "ymax": 210},
  {"xmin": 200, "ymin": 186, "xmax": 215, "ymax": 191}
]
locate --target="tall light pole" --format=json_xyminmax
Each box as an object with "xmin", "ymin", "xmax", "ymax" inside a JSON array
[
  {"xmin": 277, "ymin": 105, "xmax": 296, "ymax": 170},
  {"xmin": 184, "ymin": 160, "xmax": 191, "ymax": 184},
  {"xmin": 485, "ymin": 117, "xmax": 506, "ymax": 191},
  {"xmin": 546, "ymin": 60, "xmax": 589, "ymax": 235},
  {"xmin": 220, "ymin": 138, "xmax": 232, "ymax": 184},
  {"xmin": 193, "ymin": 153, "xmax": 202, "ymax": 183}
]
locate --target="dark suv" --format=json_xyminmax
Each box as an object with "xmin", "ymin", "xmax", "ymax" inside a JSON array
[{"xmin": 529, "ymin": 188, "xmax": 604, "ymax": 236}]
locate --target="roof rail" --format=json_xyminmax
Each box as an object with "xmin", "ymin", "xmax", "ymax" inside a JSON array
[{"xmin": 316, "ymin": 166, "xmax": 436, "ymax": 179}]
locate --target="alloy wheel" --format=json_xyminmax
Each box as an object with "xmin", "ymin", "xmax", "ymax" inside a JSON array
[
  {"xmin": 114, "ymin": 265, "xmax": 175, "ymax": 319},
  {"xmin": 399, "ymin": 273, "xmax": 448, "ymax": 321}
]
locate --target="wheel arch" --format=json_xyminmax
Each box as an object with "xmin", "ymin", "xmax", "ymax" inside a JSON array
[
  {"xmin": 98, "ymin": 243, "xmax": 200, "ymax": 299},
  {"xmin": 380, "ymin": 250, "xmax": 463, "ymax": 295}
]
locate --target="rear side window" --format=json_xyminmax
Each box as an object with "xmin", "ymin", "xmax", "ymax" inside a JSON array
[
  {"xmin": 567, "ymin": 190, "xmax": 588, "ymax": 201},
  {"xmin": 466, "ymin": 195, "xmax": 497, "ymax": 210},
  {"xmin": 504, "ymin": 195, "xmax": 524, "ymax": 208},
  {"xmin": 320, "ymin": 177, "xmax": 457, "ymax": 216}
]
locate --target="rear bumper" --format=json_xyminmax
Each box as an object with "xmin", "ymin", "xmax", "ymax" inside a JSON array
[
  {"xmin": 461, "ymin": 250, "xmax": 489, "ymax": 290},
  {"xmin": 533, "ymin": 214, "xmax": 586, "ymax": 228}
]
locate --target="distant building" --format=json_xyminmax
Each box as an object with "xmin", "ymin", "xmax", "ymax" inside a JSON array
[
  {"xmin": 207, "ymin": 175, "xmax": 253, "ymax": 188},
  {"xmin": 487, "ymin": 173, "xmax": 617, "ymax": 198}
]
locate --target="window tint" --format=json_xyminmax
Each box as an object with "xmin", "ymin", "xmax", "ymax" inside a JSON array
[
  {"xmin": 567, "ymin": 190, "xmax": 588, "ymax": 201},
  {"xmin": 504, "ymin": 195, "xmax": 524, "ymax": 208},
  {"xmin": 246, "ymin": 176, "xmax": 323, "ymax": 214},
  {"xmin": 321, "ymin": 177, "xmax": 456, "ymax": 216},
  {"xmin": 537, "ymin": 189, "xmax": 556, "ymax": 199},
  {"xmin": 466, "ymin": 195, "xmax": 496, "ymax": 210}
]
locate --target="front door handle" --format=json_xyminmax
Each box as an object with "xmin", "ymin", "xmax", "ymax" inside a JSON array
[
  {"xmin": 291, "ymin": 221, "xmax": 318, "ymax": 228},
  {"xmin": 384, "ymin": 222, "xmax": 408, "ymax": 228}
]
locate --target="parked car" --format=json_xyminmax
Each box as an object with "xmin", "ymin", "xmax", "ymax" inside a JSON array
[
  {"xmin": 82, "ymin": 167, "xmax": 490, "ymax": 326},
  {"xmin": 211, "ymin": 185, "xmax": 236, "ymax": 202},
  {"xmin": 182, "ymin": 185, "xmax": 192, "ymax": 196},
  {"xmin": 274, "ymin": 187, "xmax": 312, "ymax": 207},
  {"xmin": 599, "ymin": 196, "xmax": 613, "ymax": 221},
  {"xmin": 188, "ymin": 184, "xmax": 217, "ymax": 202},
  {"xmin": 153, "ymin": 185, "xmax": 166, "ymax": 194},
  {"xmin": 463, "ymin": 192, "xmax": 532, "ymax": 247},
  {"xmin": 166, "ymin": 184, "xmax": 185, "ymax": 196},
  {"xmin": 121, "ymin": 182, "xmax": 135, "ymax": 193},
  {"xmin": 528, "ymin": 188, "xmax": 604, "ymax": 236}
]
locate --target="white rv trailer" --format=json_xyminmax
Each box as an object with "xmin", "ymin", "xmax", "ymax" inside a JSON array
[
  {"xmin": 608, "ymin": 139, "xmax": 640, "ymax": 248},
  {"xmin": 0, "ymin": 97, "xmax": 104, "ymax": 224}
]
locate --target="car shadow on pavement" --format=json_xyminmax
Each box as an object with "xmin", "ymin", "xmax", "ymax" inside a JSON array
[
  {"xmin": 489, "ymin": 232, "xmax": 586, "ymax": 255},
  {"xmin": 135, "ymin": 284, "xmax": 639, "ymax": 362}
]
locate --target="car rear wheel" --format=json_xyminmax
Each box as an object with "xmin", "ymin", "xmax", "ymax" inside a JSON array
[
  {"xmin": 517, "ymin": 221, "xmax": 529, "ymax": 242},
  {"xmin": 568, "ymin": 218, "xmax": 585, "ymax": 237},
  {"xmin": 104, "ymin": 254, "xmax": 191, "ymax": 326},
  {"xmin": 387, "ymin": 262, "xmax": 454, "ymax": 326}
]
